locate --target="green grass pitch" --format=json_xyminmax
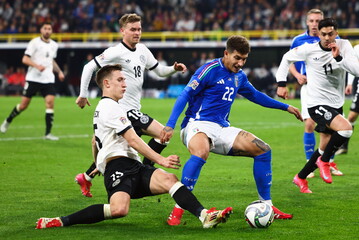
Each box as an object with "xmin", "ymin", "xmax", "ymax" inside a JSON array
[{"xmin": 0, "ymin": 96, "xmax": 358, "ymax": 240}]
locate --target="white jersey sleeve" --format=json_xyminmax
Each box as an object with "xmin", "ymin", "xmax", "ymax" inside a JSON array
[
  {"xmin": 276, "ymin": 43, "xmax": 308, "ymax": 83},
  {"xmin": 336, "ymin": 40, "xmax": 359, "ymax": 77},
  {"xmin": 94, "ymin": 98, "xmax": 141, "ymax": 174}
]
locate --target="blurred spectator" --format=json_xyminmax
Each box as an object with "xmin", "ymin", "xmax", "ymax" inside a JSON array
[
  {"xmin": 5, "ymin": 66, "xmax": 25, "ymax": 95},
  {"xmin": 1, "ymin": 0, "xmax": 358, "ymax": 34}
]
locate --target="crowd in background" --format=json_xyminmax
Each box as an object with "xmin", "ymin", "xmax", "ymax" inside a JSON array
[
  {"xmin": 0, "ymin": 0, "xmax": 358, "ymax": 34},
  {"xmin": 0, "ymin": 0, "xmax": 358, "ymax": 97}
]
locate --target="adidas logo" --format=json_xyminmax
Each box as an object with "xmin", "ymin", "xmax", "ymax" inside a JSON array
[{"xmin": 217, "ymin": 79, "xmax": 225, "ymax": 84}]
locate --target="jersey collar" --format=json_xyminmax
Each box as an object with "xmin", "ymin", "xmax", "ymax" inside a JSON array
[{"xmin": 121, "ymin": 40, "xmax": 136, "ymax": 52}]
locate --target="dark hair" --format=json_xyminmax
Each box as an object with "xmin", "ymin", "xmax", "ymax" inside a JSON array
[
  {"xmin": 95, "ymin": 64, "xmax": 123, "ymax": 89},
  {"xmin": 40, "ymin": 21, "xmax": 52, "ymax": 28},
  {"xmin": 226, "ymin": 36, "xmax": 250, "ymax": 55},
  {"xmin": 318, "ymin": 18, "xmax": 338, "ymax": 30},
  {"xmin": 119, "ymin": 13, "xmax": 141, "ymax": 28}
]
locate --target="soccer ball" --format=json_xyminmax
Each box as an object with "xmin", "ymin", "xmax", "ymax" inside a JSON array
[{"xmin": 244, "ymin": 200, "xmax": 274, "ymax": 228}]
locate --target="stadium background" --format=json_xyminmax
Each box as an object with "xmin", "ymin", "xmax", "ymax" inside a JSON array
[{"xmin": 0, "ymin": 0, "xmax": 358, "ymax": 98}]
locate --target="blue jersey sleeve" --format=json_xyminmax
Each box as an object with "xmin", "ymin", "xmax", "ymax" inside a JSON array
[
  {"xmin": 166, "ymin": 88, "xmax": 191, "ymax": 129},
  {"xmin": 239, "ymin": 80, "xmax": 289, "ymax": 111}
]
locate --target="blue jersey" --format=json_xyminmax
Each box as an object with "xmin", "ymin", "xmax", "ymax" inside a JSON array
[
  {"xmin": 166, "ymin": 58, "xmax": 289, "ymax": 129},
  {"xmin": 290, "ymin": 31, "xmax": 320, "ymax": 75}
]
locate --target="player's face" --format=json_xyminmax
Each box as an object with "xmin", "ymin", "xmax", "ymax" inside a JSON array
[
  {"xmin": 223, "ymin": 50, "xmax": 248, "ymax": 73},
  {"xmin": 319, "ymin": 26, "xmax": 338, "ymax": 48},
  {"xmin": 121, "ymin": 21, "xmax": 142, "ymax": 48},
  {"xmin": 108, "ymin": 70, "xmax": 126, "ymax": 101},
  {"xmin": 306, "ymin": 13, "xmax": 323, "ymax": 37},
  {"xmin": 40, "ymin": 24, "xmax": 53, "ymax": 40}
]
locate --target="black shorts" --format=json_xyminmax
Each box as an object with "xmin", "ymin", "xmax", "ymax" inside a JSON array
[
  {"xmin": 308, "ymin": 105, "xmax": 343, "ymax": 134},
  {"xmin": 350, "ymin": 92, "xmax": 359, "ymax": 113},
  {"xmin": 23, "ymin": 81, "xmax": 56, "ymax": 98},
  {"xmin": 104, "ymin": 157, "xmax": 156, "ymax": 201},
  {"xmin": 126, "ymin": 109, "xmax": 154, "ymax": 136}
]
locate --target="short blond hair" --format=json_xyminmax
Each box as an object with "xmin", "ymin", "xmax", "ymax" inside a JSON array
[
  {"xmin": 307, "ymin": 9, "xmax": 323, "ymax": 17},
  {"xmin": 119, "ymin": 13, "xmax": 141, "ymax": 28}
]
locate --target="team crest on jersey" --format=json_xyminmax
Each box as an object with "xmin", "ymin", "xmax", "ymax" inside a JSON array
[
  {"xmin": 94, "ymin": 111, "xmax": 99, "ymax": 118},
  {"xmin": 188, "ymin": 80, "xmax": 199, "ymax": 90},
  {"xmin": 140, "ymin": 55, "xmax": 146, "ymax": 64},
  {"xmin": 324, "ymin": 111, "xmax": 333, "ymax": 120},
  {"xmin": 140, "ymin": 115, "xmax": 149, "ymax": 124},
  {"xmin": 120, "ymin": 117, "xmax": 127, "ymax": 124},
  {"xmin": 125, "ymin": 59, "xmax": 131, "ymax": 63}
]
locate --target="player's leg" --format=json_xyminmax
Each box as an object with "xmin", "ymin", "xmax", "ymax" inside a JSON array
[
  {"xmin": 300, "ymin": 86, "xmax": 316, "ymax": 177},
  {"xmin": 1, "ymin": 95, "xmax": 31, "ymax": 133},
  {"xmin": 167, "ymin": 121, "xmax": 214, "ymax": 225},
  {"xmin": 317, "ymin": 114, "xmax": 352, "ymax": 183},
  {"xmin": 75, "ymin": 135, "xmax": 98, "ymax": 197},
  {"xmin": 141, "ymin": 119, "xmax": 168, "ymax": 166},
  {"xmin": 150, "ymin": 169, "xmax": 232, "ymax": 228},
  {"xmin": 167, "ymin": 131, "xmax": 209, "ymax": 225},
  {"xmin": 295, "ymin": 133, "xmax": 330, "ymax": 193},
  {"xmin": 227, "ymin": 128, "xmax": 292, "ymax": 219}
]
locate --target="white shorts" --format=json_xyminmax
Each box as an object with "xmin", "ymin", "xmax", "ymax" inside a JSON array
[
  {"xmin": 180, "ymin": 120, "xmax": 242, "ymax": 155},
  {"xmin": 300, "ymin": 84, "xmax": 310, "ymax": 120}
]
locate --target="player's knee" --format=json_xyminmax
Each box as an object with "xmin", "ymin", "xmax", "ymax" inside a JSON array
[
  {"xmin": 111, "ymin": 206, "xmax": 129, "ymax": 218},
  {"xmin": 338, "ymin": 130, "xmax": 353, "ymax": 138}
]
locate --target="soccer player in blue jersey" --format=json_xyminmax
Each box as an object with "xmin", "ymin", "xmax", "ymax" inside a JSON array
[
  {"xmin": 160, "ymin": 35, "xmax": 303, "ymax": 225},
  {"xmin": 287, "ymin": 9, "xmax": 343, "ymax": 177}
]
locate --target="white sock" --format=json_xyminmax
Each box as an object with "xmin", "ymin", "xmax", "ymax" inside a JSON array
[
  {"xmin": 84, "ymin": 173, "xmax": 92, "ymax": 182},
  {"xmin": 199, "ymin": 209, "xmax": 208, "ymax": 223}
]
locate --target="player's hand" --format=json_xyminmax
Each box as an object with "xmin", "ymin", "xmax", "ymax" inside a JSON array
[
  {"xmin": 76, "ymin": 96, "xmax": 91, "ymax": 109},
  {"xmin": 37, "ymin": 65, "xmax": 46, "ymax": 72},
  {"xmin": 287, "ymin": 105, "xmax": 303, "ymax": 122},
  {"xmin": 89, "ymin": 168, "xmax": 101, "ymax": 177},
  {"xmin": 277, "ymin": 86, "xmax": 289, "ymax": 99},
  {"xmin": 160, "ymin": 126, "xmax": 174, "ymax": 144},
  {"xmin": 328, "ymin": 42, "xmax": 340, "ymax": 58},
  {"xmin": 295, "ymin": 74, "xmax": 307, "ymax": 85},
  {"xmin": 58, "ymin": 71, "xmax": 65, "ymax": 81},
  {"xmin": 345, "ymin": 84, "xmax": 353, "ymax": 95},
  {"xmin": 173, "ymin": 62, "xmax": 187, "ymax": 73},
  {"xmin": 158, "ymin": 155, "xmax": 181, "ymax": 169}
]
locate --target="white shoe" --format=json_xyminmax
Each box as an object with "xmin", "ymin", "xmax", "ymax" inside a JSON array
[
  {"xmin": 0, "ymin": 120, "xmax": 10, "ymax": 133},
  {"xmin": 307, "ymin": 172, "xmax": 315, "ymax": 178},
  {"xmin": 44, "ymin": 134, "xmax": 59, "ymax": 141},
  {"xmin": 330, "ymin": 162, "xmax": 344, "ymax": 176}
]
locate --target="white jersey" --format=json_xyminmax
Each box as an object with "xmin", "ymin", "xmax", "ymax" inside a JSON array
[
  {"xmin": 276, "ymin": 39, "xmax": 359, "ymax": 108},
  {"xmin": 24, "ymin": 37, "xmax": 58, "ymax": 84},
  {"xmin": 347, "ymin": 44, "xmax": 359, "ymax": 86},
  {"xmin": 94, "ymin": 97, "xmax": 141, "ymax": 174},
  {"xmin": 93, "ymin": 42, "xmax": 157, "ymax": 111}
]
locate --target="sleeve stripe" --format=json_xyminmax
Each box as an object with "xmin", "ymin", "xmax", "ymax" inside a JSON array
[
  {"xmin": 94, "ymin": 57, "xmax": 102, "ymax": 68},
  {"xmin": 197, "ymin": 61, "xmax": 219, "ymax": 80},
  {"xmin": 148, "ymin": 62, "xmax": 159, "ymax": 71},
  {"xmin": 117, "ymin": 125, "xmax": 133, "ymax": 136}
]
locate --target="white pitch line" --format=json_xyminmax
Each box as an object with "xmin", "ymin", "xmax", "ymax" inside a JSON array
[{"xmin": 0, "ymin": 134, "xmax": 91, "ymax": 141}]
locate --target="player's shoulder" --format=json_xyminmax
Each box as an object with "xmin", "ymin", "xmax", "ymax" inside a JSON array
[{"xmin": 197, "ymin": 59, "xmax": 221, "ymax": 80}]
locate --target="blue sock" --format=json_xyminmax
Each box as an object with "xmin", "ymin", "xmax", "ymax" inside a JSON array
[
  {"xmin": 181, "ymin": 155, "xmax": 206, "ymax": 191},
  {"xmin": 253, "ymin": 151, "xmax": 272, "ymax": 200},
  {"xmin": 304, "ymin": 132, "xmax": 316, "ymax": 160}
]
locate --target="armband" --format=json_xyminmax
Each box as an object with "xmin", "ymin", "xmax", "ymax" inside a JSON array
[
  {"xmin": 277, "ymin": 81, "xmax": 287, "ymax": 87},
  {"xmin": 334, "ymin": 55, "xmax": 343, "ymax": 62}
]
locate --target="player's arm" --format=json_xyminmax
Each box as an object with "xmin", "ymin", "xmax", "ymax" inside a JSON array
[
  {"xmin": 76, "ymin": 59, "xmax": 100, "ymax": 108},
  {"xmin": 160, "ymin": 87, "xmax": 191, "ymax": 143},
  {"xmin": 289, "ymin": 64, "xmax": 307, "ymax": 85},
  {"xmin": 22, "ymin": 55, "xmax": 45, "ymax": 72},
  {"xmin": 123, "ymin": 127, "xmax": 181, "ymax": 169},
  {"xmin": 151, "ymin": 62, "xmax": 187, "ymax": 77},
  {"xmin": 329, "ymin": 41, "xmax": 359, "ymax": 77},
  {"xmin": 241, "ymin": 82, "xmax": 302, "ymax": 121},
  {"xmin": 53, "ymin": 60, "xmax": 65, "ymax": 81}
]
